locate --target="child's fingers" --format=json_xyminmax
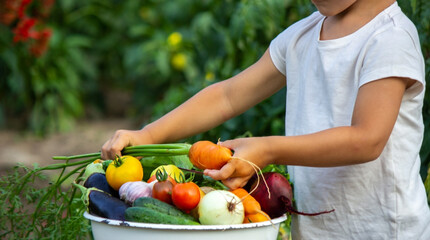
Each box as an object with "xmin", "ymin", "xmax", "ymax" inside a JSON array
[
  {"xmin": 204, "ymin": 162, "xmax": 251, "ymax": 189},
  {"xmin": 218, "ymin": 139, "xmax": 237, "ymax": 150},
  {"xmin": 101, "ymin": 140, "xmax": 119, "ymax": 160},
  {"xmin": 222, "ymin": 177, "xmax": 247, "ymax": 190},
  {"xmin": 204, "ymin": 162, "xmax": 235, "ymax": 180},
  {"xmin": 101, "ymin": 130, "xmax": 129, "ymax": 160}
]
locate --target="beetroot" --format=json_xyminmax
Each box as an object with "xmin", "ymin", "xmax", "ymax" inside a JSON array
[{"xmin": 246, "ymin": 172, "xmax": 334, "ymax": 218}]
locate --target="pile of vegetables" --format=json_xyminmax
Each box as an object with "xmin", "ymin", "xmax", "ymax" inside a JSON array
[{"xmin": 68, "ymin": 141, "xmax": 334, "ymax": 226}]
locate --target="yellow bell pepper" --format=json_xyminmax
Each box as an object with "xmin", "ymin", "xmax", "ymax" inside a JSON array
[{"xmin": 106, "ymin": 155, "xmax": 143, "ymax": 190}]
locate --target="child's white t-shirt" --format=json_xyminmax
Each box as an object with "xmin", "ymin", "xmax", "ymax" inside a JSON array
[{"xmin": 270, "ymin": 2, "xmax": 430, "ymax": 239}]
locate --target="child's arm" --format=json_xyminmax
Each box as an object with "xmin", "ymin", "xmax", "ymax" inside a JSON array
[
  {"xmin": 206, "ymin": 77, "xmax": 412, "ymax": 189},
  {"xmin": 101, "ymin": 49, "xmax": 285, "ymax": 160}
]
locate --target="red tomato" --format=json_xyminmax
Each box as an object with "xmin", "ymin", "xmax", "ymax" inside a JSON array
[
  {"xmin": 172, "ymin": 182, "xmax": 201, "ymax": 212},
  {"xmin": 152, "ymin": 180, "xmax": 174, "ymax": 204}
]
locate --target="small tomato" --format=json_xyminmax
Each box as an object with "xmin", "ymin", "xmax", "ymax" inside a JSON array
[
  {"xmin": 152, "ymin": 167, "xmax": 174, "ymax": 204},
  {"xmin": 153, "ymin": 181, "xmax": 174, "ymax": 204},
  {"xmin": 172, "ymin": 182, "xmax": 200, "ymax": 212},
  {"xmin": 189, "ymin": 187, "xmax": 206, "ymax": 219},
  {"xmin": 106, "ymin": 155, "xmax": 143, "ymax": 191}
]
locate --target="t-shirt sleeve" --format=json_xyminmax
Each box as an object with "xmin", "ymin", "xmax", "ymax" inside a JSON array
[
  {"xmin": 270, "ymin": 12, "xmax": 324, "ymax": 77},
  {"xmin": 359, "ymin": 27, "xmax": 425, "ymax": 98},
  {"xmin": 269, "ymin": 29, "xmax": 289, "ymax": 76}
]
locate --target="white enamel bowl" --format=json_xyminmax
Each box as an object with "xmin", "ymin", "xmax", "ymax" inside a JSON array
[{"xmin": 84, "ymin": 212, "xmax": 287, "ymax": 240}]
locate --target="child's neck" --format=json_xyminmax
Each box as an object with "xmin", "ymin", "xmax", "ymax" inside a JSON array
[{"xmin": 320, "ymin": 0, "xmax": 395, "ymax": 40}]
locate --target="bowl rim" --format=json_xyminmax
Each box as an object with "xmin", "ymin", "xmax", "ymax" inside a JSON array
[{"xmin": 84, "ymin": 212, "xmax": 287, "ymax": 231}]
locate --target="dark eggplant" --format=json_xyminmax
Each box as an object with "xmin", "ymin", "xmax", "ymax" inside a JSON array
[
  {"xmin": 74, "ymin": 183, "xmax": 129, "ymax": 221},
  {"xmin": 88, "ymin": 189, "xmax": 129, "ymax": 220},
  {"xmin": 84, "ymin": 173, "xmax": 119, "ymax": 198}
]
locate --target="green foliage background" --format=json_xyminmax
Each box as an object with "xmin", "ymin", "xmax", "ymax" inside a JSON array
[{"xmin": 2, "ymin": 0, "xmax": 428, "ymax": 176}]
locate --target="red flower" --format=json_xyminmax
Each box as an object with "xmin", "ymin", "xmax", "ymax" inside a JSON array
[
  {"xmin": 12, "ymin": 17, "xmax": 37, "ymax": 42},
  {"xmin": 2, "ymin": 0, "xmax": 55, "ymax": 57},
  {"xmin": 17, "ymin": 0, "xmax": 33, "ymax": 18}
]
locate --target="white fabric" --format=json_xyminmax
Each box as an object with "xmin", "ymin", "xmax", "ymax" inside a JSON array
[{"xmin": 269, "ymin": 2, "xmax": 430, "ymax": 239}]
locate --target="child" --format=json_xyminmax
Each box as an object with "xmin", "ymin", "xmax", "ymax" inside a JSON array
[{"xmin": 101, "ymin": 0, "xmax": 430, "ymax": 238}]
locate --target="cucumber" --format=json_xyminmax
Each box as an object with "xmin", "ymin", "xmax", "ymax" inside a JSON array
[
  {"xmin": 133, "ymin": 197, "xmax": 195, "ymax": 221},
  {"xmin": 125, "ymin": 206, "xmax": 200, "ymax": 225}
]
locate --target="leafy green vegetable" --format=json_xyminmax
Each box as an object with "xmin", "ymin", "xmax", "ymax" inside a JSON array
[
  {"xmin": 193, "ymin": 174, "xmax": 228, "ymax": 191},
  {"xmin": 140, "ymin": 155, "xmax": 193, "ymax": 169},
  {"xmin": 141, "ymin": 155, "xmax": 193, "ymax": 181}
]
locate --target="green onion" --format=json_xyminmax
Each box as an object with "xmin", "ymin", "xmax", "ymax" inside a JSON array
[{"xmin": 52, "ymin": 143, "xmax": 191, "ymax": 160}]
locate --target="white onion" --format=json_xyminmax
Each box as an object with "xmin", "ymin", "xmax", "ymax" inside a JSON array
[{"xmin": 198, "ymin": 190, "xmax": 244, "ymax": 225}]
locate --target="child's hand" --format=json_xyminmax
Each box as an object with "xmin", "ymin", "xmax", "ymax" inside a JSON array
[
  {"xmin": 204, "ymin": 137, "xmax": 271, "ymax": 190},
  {"xmin": 101, "ymin": 129, "xmax": 152, "ymax": 160}
]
